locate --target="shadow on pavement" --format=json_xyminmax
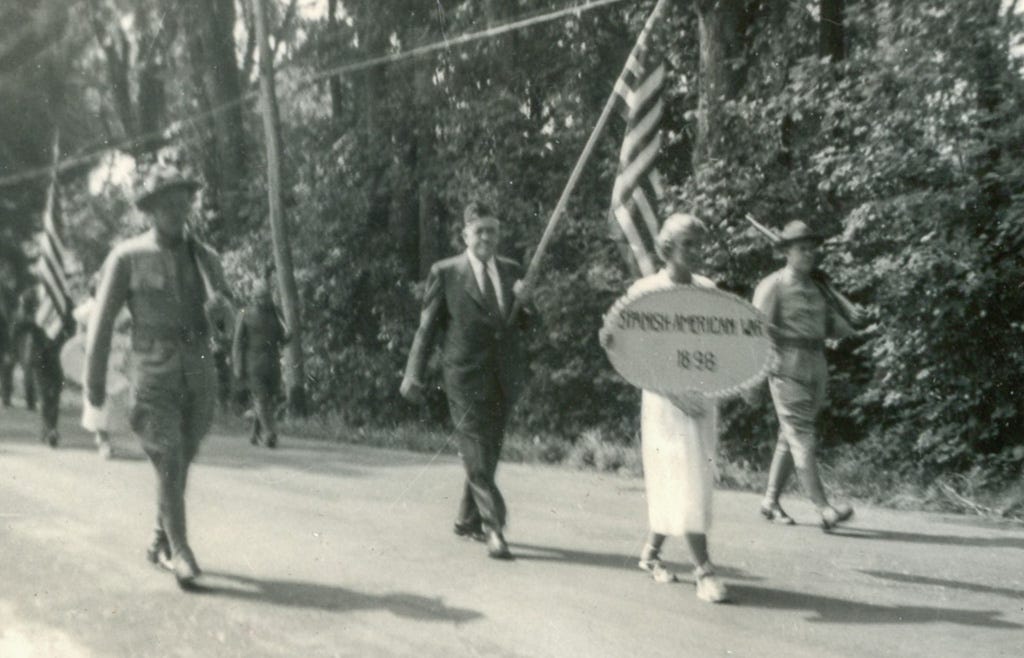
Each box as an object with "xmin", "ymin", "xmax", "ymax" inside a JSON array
[
  {"xmin": 0, "ymin": 418, "xmax": 147, "ymax": 461},
  {"xmin": 729, "ymin": 583, "xmax": 1022, "ymax": 628},
  {"xmin": 509, "ymin": 542, "xmax": 762, "ymax": 581},
  {"xmin": 190, "ymin": 571, "xmax": 483, "ymax": 624},
  {"xmin": 860, "ymin": 569, "xmax": 1024, "ymax": 600},
  {"xmin": 827, "ymin": 527, "xmax": 1024, "ymax": 550},
  {"xmin": 195, "ymin": 448, "xmax": 370, "ymax": 478}
]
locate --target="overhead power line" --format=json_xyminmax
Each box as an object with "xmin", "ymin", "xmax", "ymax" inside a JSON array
[{"xmin": 0, "ymin": 0, "xmax": 634, "ymax": 190}]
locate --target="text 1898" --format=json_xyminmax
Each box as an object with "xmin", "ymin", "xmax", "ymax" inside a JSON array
[{"xmin": 677, "ymin": 350, "xmax": 717, "ymax": 371}]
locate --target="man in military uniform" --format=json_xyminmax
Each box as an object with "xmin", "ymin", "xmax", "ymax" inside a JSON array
[
  {"xmin": 85, "ymin": 163, "xmax": 234, "ymax": 587},
  {"xmin": 752, "ymin": 220, "xmax": 859, "ymax": 531},
  {"xmin": 232, "ymin": 274, "xmax": 288, "ymax": 448}
]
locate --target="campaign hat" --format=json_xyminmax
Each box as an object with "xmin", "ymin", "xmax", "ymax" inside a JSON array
[
  {"xmin": 134, "ymin": 163, "xmax": 200, "ymax": 210},
  {"xmin": 776, "ymin": 220, "xmax": 825, "ymax": 246}
]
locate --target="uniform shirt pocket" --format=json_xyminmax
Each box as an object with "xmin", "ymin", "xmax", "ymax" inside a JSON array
[{"xmin": 129, "ymin": 255, "xmax": 167, "ymax": 291}]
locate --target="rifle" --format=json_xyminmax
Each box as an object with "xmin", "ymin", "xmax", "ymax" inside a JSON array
[{"xmin": 745, "ymin": 214, "xmax": 869, "ymax": 329}]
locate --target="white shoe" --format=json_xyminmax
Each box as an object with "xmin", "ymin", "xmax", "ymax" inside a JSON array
[
  {"xmin": 639, "ymin": 558, "xmax": 678, "ymax": 583},
  {"xmin": 96, "ymin": 436, "xmax": 113, "ymax": 460},
  {"xmin": 694, "ymin": 563, "xmax": 729, "ymax": 603},
  {"xmin": 638, "ymin": 544, "xmax": 678, "ymax": 584}
]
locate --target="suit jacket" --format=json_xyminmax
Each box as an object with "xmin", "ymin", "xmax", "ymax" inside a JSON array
[{"xmin": 403, "ymin": 252, "xmax": 530, "ymax": 408}]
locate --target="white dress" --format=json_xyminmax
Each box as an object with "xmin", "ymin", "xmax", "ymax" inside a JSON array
[
  {"xmin": 70, "ymin": 299, "xmax": 130, "ymax": 433},
  {"xmin": 631, "ymin": 270, "xmax": 719, "ymax": 536}
]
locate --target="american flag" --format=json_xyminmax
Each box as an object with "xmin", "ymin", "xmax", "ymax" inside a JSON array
[
  {"xmin": 34, "ymin": 168, "xmax": 74, "ymax": 341},
  {"xmin": 609, "ymin": 5, "xmax": 667, "ymax": 277}
]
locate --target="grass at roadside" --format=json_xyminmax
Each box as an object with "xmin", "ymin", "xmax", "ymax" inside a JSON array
[{"xmin": 240, "ymin": 411, "xmax": 1024, "ymax": 523}]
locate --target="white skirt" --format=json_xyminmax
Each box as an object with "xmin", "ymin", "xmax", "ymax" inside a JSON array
[
  {"xmin": 62, "ymin": 333, "xmax": 131, "ymax": 434},
  {"xmin": 640, "ymin": 390, "xmax": 718, "ymax": 536}
]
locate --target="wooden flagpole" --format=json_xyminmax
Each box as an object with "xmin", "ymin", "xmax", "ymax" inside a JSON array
[{"xmin": 509, "ymin": 0, "xmax": 670, "ymax": 319}]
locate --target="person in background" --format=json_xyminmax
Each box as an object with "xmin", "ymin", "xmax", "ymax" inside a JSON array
[
  {"xmin": 752, "ymin": 220, "xmax": 857, "ymax": 531},
  {"xmin": 0, "ymin": 264, "xmax": 18, "ymax": 408},
  {"xmin": 400, "ymin": 200, "xmax": 533, "ymax": 560},
  {"xmin": 72, "ymin": 273, "xmax": 131, "ymax": 459},
  {"xmin": 232, "ymin": 271, "xmax": 288, "ymax": 448},
  {"xmin": 11, "ymin": 288, "xmax": 65, "ymax": 446},
  {"xmin": 86, "ymin": 163, "xmax": 234, "ymax": 588},
  {"xmin": 600, "ymin": 213, "xmax": 729, "ymax": 604}
]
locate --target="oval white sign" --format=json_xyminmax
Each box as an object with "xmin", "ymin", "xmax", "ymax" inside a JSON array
[{"xmin": 602, "ymin": 285, "xmax": 772, "ymax": 398}]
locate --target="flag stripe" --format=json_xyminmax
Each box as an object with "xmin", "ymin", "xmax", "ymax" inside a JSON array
[
  {"xmin": 618, "ymin": 98, "xmax": 664, "ymax": 165},
  {"xmin": 608, "ymin": 19, "xmax": 667, "ymax": 279},
  {"xmin": 614, "ymin": 204, "xmax": 656, "ymax": 275},
  {"xmin": 35, "ymin": 174, "xmax": 73, "ymax": 341},
  {"xmin": 612, "ymin": 135, "xmax": 661, "ymax": 206},
  {"xmin": 631, "ymin": 187, "xmax": 661, "ymax": 244}
]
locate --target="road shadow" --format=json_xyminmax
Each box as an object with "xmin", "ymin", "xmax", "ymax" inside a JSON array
[
  {"xmin": 188, "ymin": 571, "xmax": 483, "ymax": 624},
  {"xmin": 860, "ymin": 569, "xmax": 1024, "ymax": 600},
  {"xmin": 0, "ymin": 418, "xmax": 147, "ymax": 461},
  {"xmin": 729, "ymin": 583, "xmax": 1022, "ymax": 628},
  {"xmin": 827, "ymin": 527, "xmax": 1024, "ymax": 550},
  {"xmin": 195, "ymin": 447, "xmax": 370, "ymax": 478},
  {"xmin": 509, "ymin": 542, "xmax": 762, "ymax": 581}
]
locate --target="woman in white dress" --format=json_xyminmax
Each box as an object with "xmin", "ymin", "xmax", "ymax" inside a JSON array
[
  {"xmin": 69, "ymin": 278, "xmax": 130, "ymax": 459},
  {"xmin": 601, "ymin": 213, "xmax": 728, "ymax": 603}
]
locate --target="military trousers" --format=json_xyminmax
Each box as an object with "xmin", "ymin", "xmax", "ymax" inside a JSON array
[{"xmin": 129, "ymin": 337, "xmax": 216, "ymax": 555}]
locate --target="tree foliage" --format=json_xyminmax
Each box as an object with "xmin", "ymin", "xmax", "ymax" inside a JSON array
[{"xmin": 2, "ymin": 0, "xmax": 1023, "ymax": 487}]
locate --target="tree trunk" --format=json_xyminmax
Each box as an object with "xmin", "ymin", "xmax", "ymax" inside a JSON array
[
  {"xmin": 414, "ymin": 62, "xmax": 440, "ymax": 277},
  {"xmin": 484, "ymin": 0, "xmax": 518, "ymax": 88},
  {"xmin": 327, "ymin": 0, "xmax": 344, "ymax": 121},
  {"xmin": 819, "ymin": 0, "xmax": 845, "ymax": 61},
  {"xmin": 89, "ymin": 3, "xmax": 173, "ymax": 158},
  {"xmin": 356, "ymin": 19, "xmax": 389, "ymax": 231},
  {"xmin": 693, "ymin": 0, "xmax": 750, "ymax": 169},
  {"xmin": 182, "ymin": 0, "xmax": 247, "ymax": 233},
  {"xmin": 253, "ymin": 0, "xmax": 307, "ymax": 416}
]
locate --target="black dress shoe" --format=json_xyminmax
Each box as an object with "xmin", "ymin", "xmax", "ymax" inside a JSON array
[
  {"xmin": 486, "ymin": 529, "xmax": 512, "ymax": 560},
  {"xmin": 454, "ymin": 523, "xmax": 486, "ymax": 543},
  {"xmin": 173, "ymin": 548, "xmax": 202, "ymax": 589},
  {"xmin": 820, "ymin": 503, "xmax": 855, "ymax": 531}
]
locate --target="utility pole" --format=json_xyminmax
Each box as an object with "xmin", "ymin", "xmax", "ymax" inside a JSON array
[{"xmin": 253, "ymin": 0, "xmax": 307, "ymax": 415}]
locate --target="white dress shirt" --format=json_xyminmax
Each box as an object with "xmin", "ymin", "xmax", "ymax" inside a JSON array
[{"xmin": 466, "ymin": 250, "xmax": 505, "ymax": 314}]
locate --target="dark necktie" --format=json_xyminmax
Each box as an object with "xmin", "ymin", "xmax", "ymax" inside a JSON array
[{"xmin": 481, "ymin": 264, "xmax": 502, "ymax": 318}]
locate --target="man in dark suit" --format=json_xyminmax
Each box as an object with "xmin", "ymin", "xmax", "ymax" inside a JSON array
[{"xmin": 400, "ymin": 201, "xmax": 532, "ymax": 560}]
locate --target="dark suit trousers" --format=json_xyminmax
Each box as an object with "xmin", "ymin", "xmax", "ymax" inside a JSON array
[
  {"xmin": 24, "ymin": 349, "xmax": 63, "ymax": 432},
  {"xmin": 449, "ymin": 387, "xmax": 511, "ymax": 532}
]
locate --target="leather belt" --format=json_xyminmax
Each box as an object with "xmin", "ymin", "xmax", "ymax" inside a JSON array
[
  {"xmin": 133, "ymin": 324, "xmax": 209, "ymax": 345},
  {"xmin": 774, "ymin": 335, "xmax": 825, "ymax": 351}
]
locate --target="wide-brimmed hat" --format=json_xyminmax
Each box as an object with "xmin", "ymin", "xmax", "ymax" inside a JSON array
[
  {"xmin": 776, "ymin": 220, "xmax": 824, "ymax": 246},
  {"xmin": 134, "ymin": 164, "xmax": 200, "ymax": 210}
]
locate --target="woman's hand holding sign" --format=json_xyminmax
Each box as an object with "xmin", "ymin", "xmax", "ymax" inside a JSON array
[{"xmin": 669, "ymin": 391, "xmax": 707, "ymax": 418}]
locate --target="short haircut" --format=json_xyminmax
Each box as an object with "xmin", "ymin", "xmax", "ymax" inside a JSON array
[
  {"xmin": 655, "ymin": 212, "xmax": 708, "ymax": 261},
  {"xmin": 463, "ymin": 200, "xmax": 497, "ymax": 226}
]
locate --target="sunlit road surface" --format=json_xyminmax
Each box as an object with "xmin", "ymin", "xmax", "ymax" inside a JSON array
[{"xmin": 2, "ymin": 405, "xmax": 1022, "ymax": 657}]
